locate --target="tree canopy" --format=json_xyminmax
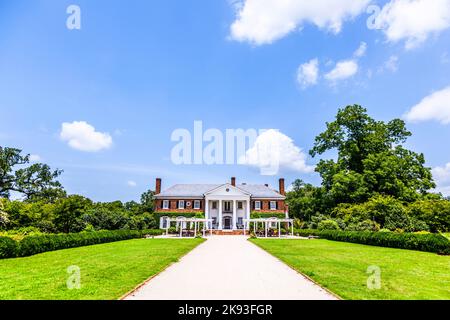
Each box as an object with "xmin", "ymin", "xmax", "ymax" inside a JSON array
[
  {"xmin": 309, "ymin": 105, "xmax": 435, "ymax": 204},
  {"xmin": 0, "ymin": 147, "xmax": 65, "ymax": 201}
]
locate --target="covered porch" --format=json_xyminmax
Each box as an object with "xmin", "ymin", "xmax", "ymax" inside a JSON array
[{"xmin": 204, "ymin": 184, "xmax": 251, "ymax": 231}]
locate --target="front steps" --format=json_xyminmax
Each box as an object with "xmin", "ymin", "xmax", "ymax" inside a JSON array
[{"xmin": 211, "ymin": 230, "xmax": 246, "ymax": 236}]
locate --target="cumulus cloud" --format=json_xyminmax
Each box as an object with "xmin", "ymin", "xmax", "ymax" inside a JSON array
[
  {"xmin": 404, "ymin": 86, "xmax": 450, "ymax": 124},
  {"xmin": 229, "ymin": 0, "xmax": 371, "ymax": 45},
  {"xmin": 239, "ymin": 129, "xmax": 315, "ymax": 175},
  {"xmin": 60, "ymin": 121, "xmax": 113, "ymax": 152},
  {"xmin": 354, "ymin": 42, "xmax": 367, "ymax": 58},
  {"xmin": 375, "ymin": 0, "xmax": 450, "ymax": 49},
  {"xmin": 432, "ymin": 163, "xmax": 450, "ymax": 196},
  {"xmin": 297, "ymin": 58, "xmax": 319, "ymax": 89},
  {"xmin": 325, "ymin": 60, "xmax": 359, "ymax": 82}
]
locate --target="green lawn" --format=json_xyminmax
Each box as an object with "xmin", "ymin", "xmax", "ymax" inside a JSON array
[
  {"xmin": 443, "ymin": 233, "xmax": 450, "ymax": 240},
  {"xmin": 251, "ymin": 239, "xmax": 450, "ymax": 300},
  {"xmin": 0, "ymin": 238, "xmax": 204, "ymax": 300}
]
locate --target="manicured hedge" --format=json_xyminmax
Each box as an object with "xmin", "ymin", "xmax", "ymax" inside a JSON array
[
  {"xmin": 250, "ymin": 212, "xmax": 286, "ymax": 219},
  {"xmin": 294, "ymin": 229, "xmax": 450, "ymax": 255},
  {"xmin": 0, "ymin": 229, "xmax": 165, "ymax": 259},
  {"xmin": 0, "ymin": 236, "xmax": 17, "ymax": 259}
]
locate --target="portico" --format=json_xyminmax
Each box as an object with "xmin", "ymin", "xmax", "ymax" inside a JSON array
[{"xmin": 204, "ymin": 184, "xmax": 251, "ymax": 231}]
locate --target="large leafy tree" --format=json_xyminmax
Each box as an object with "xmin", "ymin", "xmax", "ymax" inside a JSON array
[
  {"xmin": 0, "ymin": 147, "xmax": 65, "ymax": 201},
  {"xmin": 310, "ymin": 105, "xmax": 435, "ymax": 204},
  {"xmin": 53, "ymin": 195, "xmax": 92, "ymax": 233}
]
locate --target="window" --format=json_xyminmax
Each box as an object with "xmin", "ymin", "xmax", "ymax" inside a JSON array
[
  {"xmin": 178, "ymin": 200, "xmax": 185, "ymax": 209},
  {"xmin": 194, "ymin": 200, "xmax": 201, "ymax": 210},
  {"xmin": 237, "ymin": 201, "xmax": 243, "ymax": 210},
  {"xmin": 212, "ymin": 201, "xmax": 217, "ymax": 210},
  {"xmin": 160, "ymin": 216, "xmax": 169, "ymax": 229},
  {"xmin": 270, "ymin": 201, "xmax": 277, "ymax": 210},
  {"xmin": 224, "ymin": 201, "xmax": 231, "ymax": 212},
  {"xmin": 254, "ymin": 201, "xmax": 261, "ymax": 210},
  {"xmin": 270, "ymin": 218, "xmax": 278, "ymax": 228},
  {"xmin": 162, "ymin": 200, "xmax": 170, "ymax": 210}
]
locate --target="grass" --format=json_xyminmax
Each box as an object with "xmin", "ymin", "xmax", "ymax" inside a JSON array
[
  {"xmin": 251, "ymin": 239, "xmax": 450, "ymax": 300},
  {"xmin": 443, "ymin": 233, "xmax": 450, "ymax": 240},
  {"xmin": 0, "ymin": 238, "xmax": 204, "ymax": 300}
]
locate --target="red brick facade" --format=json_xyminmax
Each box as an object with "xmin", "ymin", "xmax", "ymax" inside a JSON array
[{"xmin": 155, "ymin": 199, "xmax": 205, "ymax": 213}]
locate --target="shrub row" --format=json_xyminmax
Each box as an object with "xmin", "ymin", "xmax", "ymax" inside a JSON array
[
  {"xmin": 0, "ymin": 229, "xmax": 164, "ymax": 259},
  {"xmin": 294, "ymin": 229, "xmax": 450, "ymax": 255}
]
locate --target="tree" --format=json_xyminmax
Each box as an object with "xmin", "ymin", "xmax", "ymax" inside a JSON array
[
  {"xmin": 53, "ymin": 195, "xmax": 92, "ymax": 233},
  {"xmin": 0, "ymin": 147, "xmax": 65, "ymax": 201},
  {"xmin": 286, "ymin": 179, "xmax": 332, "ymax": 221},
  {"xmin": 310, "ymin": 105, "xmax": 435, "ymax": 204},
  {"xmin": 0, "ymin": 198, "xmax": 9, "ymax": 228},
  {"xmin": 140, "ymin": 189, "xmax": 155, "ymax": 213}
]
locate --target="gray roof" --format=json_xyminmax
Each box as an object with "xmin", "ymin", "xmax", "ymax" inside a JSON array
[
  {"xmin": 155, "ymin": 183, "xmax": 284, "ymax": 199},
  {"xmin": 237, "ymin": 184, "xmax": 284, "ymax": 199},
  {"xmin": 156, "ymin": 184, "xmax": 220, "ymax": 198}
]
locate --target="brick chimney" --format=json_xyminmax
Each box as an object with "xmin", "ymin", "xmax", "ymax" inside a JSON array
[
  {"xmin": 279, "ymin": 178, "xmax": 285, "ymax": 196},
  {"xmin": 231, "ymin": 177, "xmax": 236, "ymax": 187},
  {"xmin": 155, "ymin": 178, "xmax": 162, "ymax": 194}
]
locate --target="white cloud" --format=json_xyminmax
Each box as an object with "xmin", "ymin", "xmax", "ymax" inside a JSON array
[
  {"xmin": 325, "ymin": 60, "xmax": 359, "ymax": 82},
  {"xmin": 239, "ymin": 129, "xmax": 315, "ymax": 175},
  {"xmin": 354, "ymin": 42, "xmax": 367, "ymax": 58},
  {"xmin": 60, "ymin": 121, "xmax": 113, "ymax": 152},
  {"xmin": 384, "ymin": 55, "xmax": 399, "ymax": 72},
  {"xmin": 297, "ymin": 58, "xmax": 319, "ymax": 88},
  {"xmin": 432, "ymin": 163, "xmax": 450, "ymax": 196},
  {"xmin": 127, "ymin": 180, "xmax": 137, "ymax": 187},
  {"xmin": 375, "ymin": 0, "xmax": 450, "ymax": 49},
  {"xmin": 404, "ymin": 86, "xmax": 450, "ymax": 124},
  {"xmin": 229, "ymin": 0, "xmax": 371, "ymax": 45},
  {"xmin": 441, "ymin": 52, "xmax": 450, "ymax": 64},
  {"xmin": 29, "ymin": 154, "xmax": 42, "ymax": 162}
]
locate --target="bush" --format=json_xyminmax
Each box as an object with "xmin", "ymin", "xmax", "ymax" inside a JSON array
[
  {"xmin": 318, "ymin": 219, "xmax": 340, "ymax": 231},
  {"xmin": 0, "ymin": 229, "xmax": 164, "ymax": 259},
  {"xmin": 407, "ymin": 200, "xmax": 450, "ymax": 233},
  {"xmin": 293, "ymin": 229, "xmax": 450, "ymax": 255},
  {"xmin": 141, "ymin": 229, "xmax": 164, "ymax": 237},
  {"xmin": 346, "ymin": 219, "xmax": 380, "ymax": 232},
  {"xmin": 0, "ymin": 236, "xmax": 17, "ymax": 258}
]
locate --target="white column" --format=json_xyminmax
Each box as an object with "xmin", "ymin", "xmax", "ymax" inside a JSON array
[
  {"xmin": 205, "ymin": 198, "xmax": 209, "ymax": 229},
  {"xmin": 232, "ymin": 200, "xmax": 237, "ymax": 230},
  {"xmin": 246, "ymin": 199, "xmax": 251, "ymax": 230},
  {"xmin": 218, "ymin": 200, "xmax": 223, "ymax": 230}
]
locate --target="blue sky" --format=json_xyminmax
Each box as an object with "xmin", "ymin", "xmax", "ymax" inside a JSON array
[{"xmin": 1, "ymin": 0, "xmax": 450, "ymax": 201}]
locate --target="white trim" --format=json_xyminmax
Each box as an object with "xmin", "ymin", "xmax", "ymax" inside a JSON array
[
  {"xmin": 204, "ymin": 183, "xmax": 252, "ymax": 196},
  {"xmin": 178, "ymin": 200, "xmax": 185, "ymax": 210},
  {"xmin": 193, "ymin": 200, "xmax": 201, "ymax": 210},
  {"xmin": 162, "ymin": 200, "xmax": 169, "ymax": 210},
  {"xmin": 254, "ymin": 201, "xmax": 261, "ymax": 210}
]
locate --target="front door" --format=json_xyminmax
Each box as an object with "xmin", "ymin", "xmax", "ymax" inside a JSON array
[{"xmin": 223, "ymin": 216, "xmax": 232, "ymax": 230}]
